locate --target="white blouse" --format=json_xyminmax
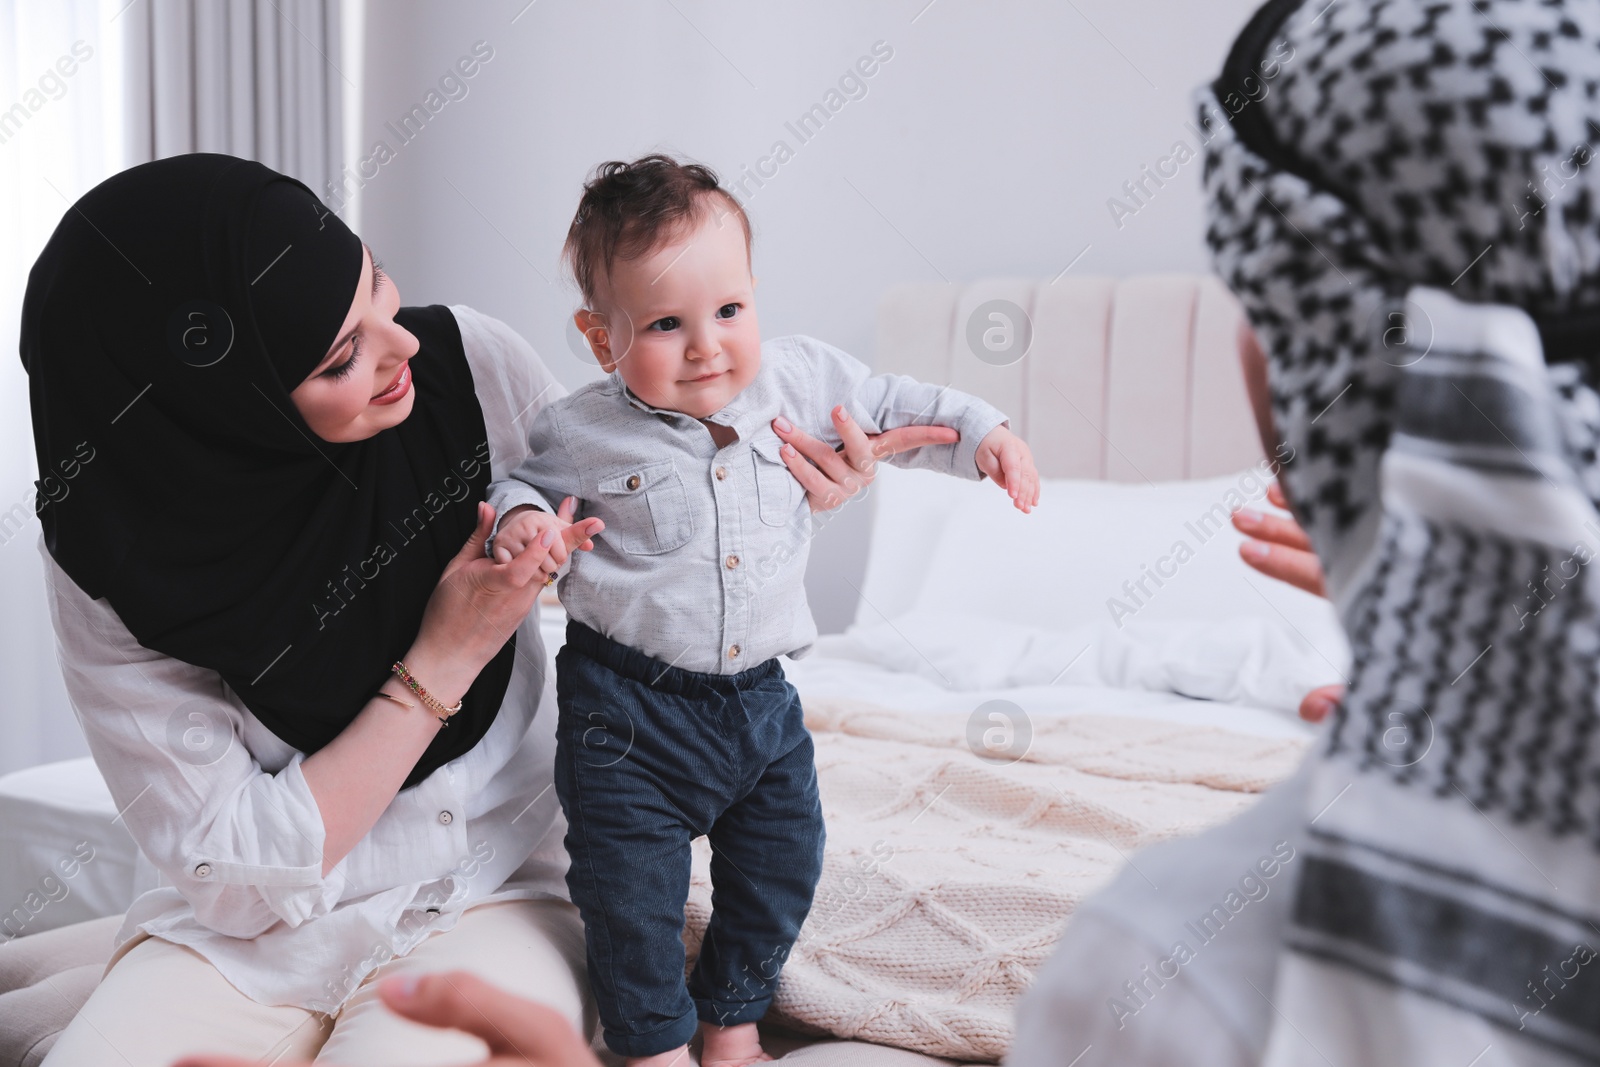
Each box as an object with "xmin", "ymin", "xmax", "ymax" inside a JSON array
[{"xmin": 39, "ymin": 307, "xmax": 572, "ymax": 1012}]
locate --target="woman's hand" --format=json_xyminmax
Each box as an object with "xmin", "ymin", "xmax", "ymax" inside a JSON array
[
  {"xmin": 1231, "ymin": 482, "xmax": 1342, "ymax": 722},
  {"xmin": 411, "ymin": 502, "xmax": 600, "ymax": 690},
  {"xmin": 771, "ymin": 406, "xmax": 961, "ymax": 512},
  {"xmin": 303, "ymin": 501, "xmax": 600, "ymax": 874},
  {"xmin": 174, "ymin": 971, "xmax": 602, "ymax": 1067},
  {"xmin": 492, "ymin": 497, "xmax": 603, "ymax": 566}
]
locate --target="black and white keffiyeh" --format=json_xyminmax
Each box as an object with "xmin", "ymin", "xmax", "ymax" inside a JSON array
[{"xmin": 1201, "ymin": 0, "xmax": 1600, "ymax": 1061}]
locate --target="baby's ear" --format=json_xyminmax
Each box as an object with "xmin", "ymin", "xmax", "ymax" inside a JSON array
[{"xmin": 573, "ymin": 308, "xmax": 614, "ymax": 370}]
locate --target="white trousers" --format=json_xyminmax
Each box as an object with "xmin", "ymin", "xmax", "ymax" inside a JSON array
[{"xmin": 40, "ymin": 899, "xmax": 591, "ymax": 1067}]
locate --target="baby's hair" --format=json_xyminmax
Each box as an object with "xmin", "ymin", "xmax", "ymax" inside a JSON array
[{"xmin": 563, "ymin": 154, "xmax": 752, "ymax": 307}]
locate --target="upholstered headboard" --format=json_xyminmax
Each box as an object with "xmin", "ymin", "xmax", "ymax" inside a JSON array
[{"xmin": 874, "ymin": 273, "xmax": 1264, "ymax": 481}]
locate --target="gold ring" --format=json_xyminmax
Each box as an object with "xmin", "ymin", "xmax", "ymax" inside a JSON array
[{"xmin": 543, "ymin": 572, "xmax": 558, "ymax": 587}]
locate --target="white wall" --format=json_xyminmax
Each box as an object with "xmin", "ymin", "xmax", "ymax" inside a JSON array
[{"xmin": 355, "ymin": 0, "xmax": 1264, "ymax": 635}]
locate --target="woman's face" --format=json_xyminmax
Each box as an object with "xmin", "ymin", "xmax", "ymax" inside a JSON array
[{"xmin": 290, "ymin": 245, "xmax": 420, "ymax": 442}]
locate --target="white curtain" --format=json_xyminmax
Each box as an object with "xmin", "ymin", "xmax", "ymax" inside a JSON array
[
  {"xmin": 123, "ymin": 0, "xmax": 345, "ymax": 197},
  {"xmin": 0, "ymin": 0, "xmax": 129, "ymax": 777},
  {"xmin": 0, "ymin": 0, "xmax": 346, "ymax": 777}
]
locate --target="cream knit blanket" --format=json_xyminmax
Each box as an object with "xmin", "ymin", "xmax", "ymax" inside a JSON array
[{"xmin": 684, "ymin": 697, "xmax": 1309, "ymax": 1063}]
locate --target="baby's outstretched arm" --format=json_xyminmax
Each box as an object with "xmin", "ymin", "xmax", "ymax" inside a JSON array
[
  {"xmin": 975, "ymin": 425, "xmax": 1040, "ymax": 513},
  {"xmin": 492, "ymin": 495, "xmax": 604, "ymax": 566}
]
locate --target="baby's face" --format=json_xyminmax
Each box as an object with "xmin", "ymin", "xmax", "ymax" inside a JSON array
[{"xmin": 584, "ymin": 204, "xmax": 760, "ymax": 420}]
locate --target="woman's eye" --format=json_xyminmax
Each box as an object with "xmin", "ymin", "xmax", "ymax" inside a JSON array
[
  {"xmin": 717, "ymin": 303, "xmax": 740, "ymax": 319},
  {"xmin": 324, "ymin": 337, "xmax": 361, "ymax": 380},
  {"xmin": 650, "ymin": 316, "xmax": 680, "ymax": 332}
]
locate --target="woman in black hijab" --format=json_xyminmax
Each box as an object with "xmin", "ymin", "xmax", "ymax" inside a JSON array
[{"xmin": 23, "ymin": 153, "xmax": 607, "ymax": 1063}]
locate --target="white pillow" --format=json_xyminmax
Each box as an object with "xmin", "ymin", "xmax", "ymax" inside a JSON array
[
  {"xmin": 817, "ymin": 612, "xmax": 1339, "ymax": 713},
  {"xmin": 858, "ymin": 464, "xmax": 1349, "ymax": 673}
]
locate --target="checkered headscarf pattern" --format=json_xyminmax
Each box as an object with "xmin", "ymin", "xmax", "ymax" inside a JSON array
[{"xmin": 1201, "ymin": 0, "xmax": 1600, "ymax": 839}]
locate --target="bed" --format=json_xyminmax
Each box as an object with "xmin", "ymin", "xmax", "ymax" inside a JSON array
[{"xmin": 0, "ymin": 273, "xmax": 1345, "ymax": 1066}]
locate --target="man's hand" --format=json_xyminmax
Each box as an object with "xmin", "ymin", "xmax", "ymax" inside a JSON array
[
  {"xmin": 175, "ymin": 971, "xmax": 602, "ymax": 1067},
  {"xmin": 1231, "ymin": 481, "xmax": 1341, "ymax": 722},
  {"xmin": 492, "ymin": 497, "xmax": 603, "ymax": 569},
  {"xmin": 1230, "ymin": 482, "xmax": 1325, "ymax": 597},
  {"xmin": 975, "ymin": 425, "xmax": 1040, "ymax": 513},
  {"xmin": 1297, "ymin": 684, "xmax": 1344, "ymax": 724}
]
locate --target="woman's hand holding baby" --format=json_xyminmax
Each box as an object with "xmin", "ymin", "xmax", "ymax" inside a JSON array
[
  {"xmin": 976, "ymin": 425, "xmax": 1040, "ymax": 513},
  {"xmin": 409, "ymin": 500, "xmax": 597, "ymax": 688},
  {"xmin": 492, "ymin": 496, "xmax": 604, "ymax": 570},
  {"xmin": 770, "ymin": 409, "xmax": 1039, "ymax": 514},
  {"xmin": 772, "ymin": 407, "xmax": 943, "ymax": 512},
  {"xmin": 411, "ymin": 498, "xmax": 599, "ymax": 690}
]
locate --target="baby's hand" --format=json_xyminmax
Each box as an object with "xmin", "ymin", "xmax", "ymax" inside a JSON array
[
  {"xmin": 975, "ymin": 426, "xmax": 1040, "ymax": 513},
  {"xmin": 493, "ymin": 497, "xmax": 604, "ymax": 566}
]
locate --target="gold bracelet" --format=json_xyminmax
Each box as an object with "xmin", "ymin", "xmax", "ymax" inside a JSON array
[
  {"xmin": 375, "ymin": 687, "xmax": 448, "ymax": 725},
  {"xmin": 389, "ymin": 661, "xmax": 464, "ymax": 725},
  {"xmin": 374, "ymin": 691, "xmax": 414, "ymax": 711}
]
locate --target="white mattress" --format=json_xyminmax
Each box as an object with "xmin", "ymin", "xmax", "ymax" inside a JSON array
[{"xmin": 0, "ymin": 758, "xmax": 153, "ymax": 939}]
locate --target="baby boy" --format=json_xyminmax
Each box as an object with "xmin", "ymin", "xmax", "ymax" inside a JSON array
[{"xmin": 487, "ymin": 155, "xmax": 1038, "ymax": 1067}]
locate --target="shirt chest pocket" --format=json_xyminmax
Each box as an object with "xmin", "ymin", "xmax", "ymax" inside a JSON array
[
  {"xmin": 597, "ymin": 461, "xmax": 694, "ymax": 555},
  {"xmin": 750, "ymin": 437, "xmax": 798, "ymax": 528}
]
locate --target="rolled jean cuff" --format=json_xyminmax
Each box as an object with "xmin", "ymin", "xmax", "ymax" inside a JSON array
[
  {"xmin": 693, "ymin": 995, "xmax": 773, "ymax": 1029},
  {"xmin": 605, "ymin": 1010, "xmax": 699, "ymax": 1058}
]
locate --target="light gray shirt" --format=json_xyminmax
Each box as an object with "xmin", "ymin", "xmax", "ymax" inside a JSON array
[{"xmin": 487, "ymin": 334, "xmax": 1009, "ymax": 675}]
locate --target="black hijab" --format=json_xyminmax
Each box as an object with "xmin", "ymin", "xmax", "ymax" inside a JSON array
[{"xmin": 21, "ymin": 154, "xmax": 514, "ymax": 788}]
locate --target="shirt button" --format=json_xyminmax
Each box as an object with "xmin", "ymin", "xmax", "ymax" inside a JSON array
[
  {"xmin": 626, "ymin": 474, "xmax": 641, "ymax": 491},
  {"xmin": 728, "ymin": 644, "xmax": 741, "ymax": 659},
  {"xmin": 715, "ymin": 467, "xmax": 727, "ymax": 481},
  {"xmin": 726, "ymin": 555, "xmax": 740, "ymax": 569},
  {"xmin": 438, "ymin": 811, "xmax": 453, "ymax": 825},
  {"xmin": 194, "ymin": 863, "xmax": 213, "ymax": 878}
]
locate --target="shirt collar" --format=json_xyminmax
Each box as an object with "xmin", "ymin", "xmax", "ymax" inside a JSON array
[
  {"xmin": 617, "ymin": 377, "xmax": 682, "ymax": 419},
  {"xmin": 613, "ymin": 361, "xmax": 778, "ymax": 441}
]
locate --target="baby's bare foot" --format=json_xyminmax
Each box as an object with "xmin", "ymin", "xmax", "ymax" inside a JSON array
[
  {"xmin": 626, "ymin": 1045, "xmax": 698, "ymax": 1067},
  {"xmin": 699, "ymin": 1021, "xmax": 773, "ymax": 1067}
]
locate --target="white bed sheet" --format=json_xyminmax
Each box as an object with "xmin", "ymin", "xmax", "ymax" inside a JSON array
[{"xmin": 781, "ymin": 652, "xmax": 1313, "ymax": 741}]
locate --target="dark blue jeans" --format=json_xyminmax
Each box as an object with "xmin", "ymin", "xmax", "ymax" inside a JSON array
[{"xmin": 553, "ymin": 620, "xmax": 826, "ymax": 1058}]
